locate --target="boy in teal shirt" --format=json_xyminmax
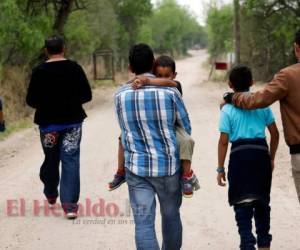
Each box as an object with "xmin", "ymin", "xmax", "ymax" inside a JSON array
[{"xmin": 217, "ymin": 65, "xmax": 279, "ymax": 250}]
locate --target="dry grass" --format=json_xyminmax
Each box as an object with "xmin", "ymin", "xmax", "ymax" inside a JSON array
[
  {"xmin": 0, "ymin": 66, "xmax": 32, "ymax": 123},
  {"xmin": 0, "ymin": 66, "xmax": 33, "ymax": 140}
]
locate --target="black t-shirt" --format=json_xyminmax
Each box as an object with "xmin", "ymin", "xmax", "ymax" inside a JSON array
[{"xmin": 26, "ymin": 60, "xmax": 92, "ymax": 125}]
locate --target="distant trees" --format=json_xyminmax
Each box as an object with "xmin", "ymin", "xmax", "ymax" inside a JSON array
[
  {"xmin": 112, "ymin": 0, "xmax": 152, "ymax": 46},
  {"xmin": 206, "ymin": 0, "xmax": 300, "ymax": 81},
  {"xmin": 146, "ymin": 0, "xmax": 206, "ymax": 56},
  {"xmin": 0, "ymin": 1, "xmax": 50, "ymax": 66},
  {"xmin": 26, "ymin": 0, "xmax": 85, "ymax": 34},
  {"xmin": 234, "ymin": 0, "xmax": 241, "ymax": 64},
  {"xmin": 206, "ymin": 4, "xmax": 234, "ymax": 59},
  {"xmin": 0, "ymin": 0, "xmax": 206, "ymax": 67},
  {"xmin": 241, "ymin": 0, "xmax": 300, "ymax": 80}
]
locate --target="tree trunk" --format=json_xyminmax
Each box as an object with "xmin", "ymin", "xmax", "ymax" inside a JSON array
[
  {"xmin": 53, "ymin": 0, "xmax": 76, "ymax": 35},
  {"xmin": 234, "ymin": 0, "xmax": 241, "ymax": 64}
]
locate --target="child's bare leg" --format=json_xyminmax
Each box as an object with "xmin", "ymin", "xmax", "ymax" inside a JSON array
[
  {"xmin": 176, "ymin": 127, "xmax": 200, "ymax": 196},
  {"xmin": 117, "ymin": 139, "xmax": 125, "ymax": 175},
  {"xmin": 108, "ymin": 138, "xmax": 126, "ymax": 191},
  {"xmin": 182, "ymin": 160, "xmax": 192, "ymax": 176},
  {"xmin": 176, "ymin": 127, "xmax": 195, "ymax": 174}
]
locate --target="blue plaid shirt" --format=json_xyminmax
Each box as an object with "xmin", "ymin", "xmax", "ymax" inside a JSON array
[{"xmin": 114, "ymin": 74, "xmax": 191, "ymax": 177}]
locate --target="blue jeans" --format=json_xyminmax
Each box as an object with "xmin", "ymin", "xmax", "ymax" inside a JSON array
[
  {"xmin": 125, "ymin": 169, "xmax": 182, "ymax": 250},
  {"xmin": 234, "ymin": 200, "xmax": 272, "ymax": 250},
  {"xmin": 40, "ymin": 126, "xmax": 82, "ymax": 213}
]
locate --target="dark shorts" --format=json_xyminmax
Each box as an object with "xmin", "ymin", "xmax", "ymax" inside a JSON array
[{"xmin": 228, "ymin": 138, "xmax": 272, "ymax": 206}]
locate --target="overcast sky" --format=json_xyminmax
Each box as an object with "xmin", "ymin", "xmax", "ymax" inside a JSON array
[{"xmin": 151, "ymin": 0, "xmax": 233, "ymax": 25}]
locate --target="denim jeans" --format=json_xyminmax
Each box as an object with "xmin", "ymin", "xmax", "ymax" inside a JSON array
[
  {"xmin": 125, "ymin": 169, "xmax": 182, "ymax": 250},
  {"xmin": 234, "ymin": 200, "xmax": 272, "ymax": 250},
  {"xmin": 40, "ymin": 126, "xmax": 82, "ymax": 213}
]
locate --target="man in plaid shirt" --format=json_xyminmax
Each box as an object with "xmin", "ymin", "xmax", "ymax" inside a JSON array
[{"xmin": 114, "ymin": 44, "xmax": 191, "ymax": 250}]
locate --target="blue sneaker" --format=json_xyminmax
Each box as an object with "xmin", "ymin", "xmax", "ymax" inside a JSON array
[{"xmin": 108, "ymin": 173, "xmax": 126, "ymax": 191}]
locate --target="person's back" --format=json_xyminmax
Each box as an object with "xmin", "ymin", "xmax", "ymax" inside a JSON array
[
  {"xmin": 26, "ymin": 35, "xmax": 92, "ymax": 220},
  {"xmin": 220, "ymin": 104, "xmax": 275, "ymax": 143},
  {"xmin": 223, "ymin": 29, "xmax": 300, "ymax": 148},
  {"xmin": 27, "ymin": 59, "xmax": 91, "ymax": 125},
  {"xmin": 114, "ymin": 44, "xmax": 190, "ymax": 250},
  {"xmin": 224, "ymin": 28, "xmax": 300, "ymax": 204},
  {"xmin": 115, "ymin": 81, "xmax": 188, "ymax": 177},
  {"xmin": 275, "ymin": 63, "xmax": 300, "ymax": 145},
  {"xmin": 218, "ymin": 65, "xmax": 279, "ymax": 250},
  {"xmin": 229, "ymin": 62, "xmax": 300, "ymax": 146}
]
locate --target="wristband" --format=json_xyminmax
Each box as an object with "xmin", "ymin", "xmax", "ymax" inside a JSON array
[
  {"xmin": 223, "ymin": 92, "xmax": 234, "ymax": 104},
  {"xmin": 217, "ymin": 167, "xmax": 225, "ymax": 173}
]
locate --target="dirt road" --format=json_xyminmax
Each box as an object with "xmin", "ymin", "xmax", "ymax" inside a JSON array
[{"xmin": 0, "ymin": 51, "xmax": 299, "ymax": 250}]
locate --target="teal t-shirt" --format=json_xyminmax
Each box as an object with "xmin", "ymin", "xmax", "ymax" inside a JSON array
[{"xmin": 219, "ymin": 104, "xmax": 275, "ymax": 142}]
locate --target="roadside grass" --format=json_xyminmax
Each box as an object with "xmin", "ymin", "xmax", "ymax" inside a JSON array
[
  {"xmin": 93, "ymin": 79, "xmax": 118, "ymax": 87},
  {"xmin": 0, "ymin": 118, "xmax": 33, "ymax": 141}
]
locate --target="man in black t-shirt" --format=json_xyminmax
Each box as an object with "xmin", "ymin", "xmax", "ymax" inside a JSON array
[{"xmin": 26, "ymin": 36, "xmax": 92, "ymax": 219}]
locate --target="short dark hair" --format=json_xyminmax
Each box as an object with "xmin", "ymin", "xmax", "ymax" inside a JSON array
[
  {"xmin": 129, "ymin": 44, "xmax": 154, "ymax": 75},
  {"xmin": 45, "ymin": 35, "xmax": 65, "ymax": 55},
  {"xmin": 295, "ymin": 28, "xmax": 300, "ymax": 46},
  {"xmin": 154, "ymin": 55, "xmax": 176, "ymax": 74},
  {"xmin": 229, "ymin": 65, "xmax": 253, "ymax": 92}
]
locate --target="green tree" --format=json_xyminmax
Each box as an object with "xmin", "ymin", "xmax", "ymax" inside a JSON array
[
  {"xmin": 206, "ymin": 4, "xmax": 234, "ymax": 59},
  {"xmin": 0, "ymin": 0, "xmax": 52, "ymax": 66},
  {"xmin": 65, "ymin": 0, "xmax": 119, "ymax": 60},
  {"xmin": 240, "ymin": 0, "xmax": 300, "ymax": 80},
  {"xmin": 112, "ymin": 0, "xmax": 152, "ymax": 46},
  {"xmin": 144, "ymin": 0, "xmax": 206, "ymax": 56}
]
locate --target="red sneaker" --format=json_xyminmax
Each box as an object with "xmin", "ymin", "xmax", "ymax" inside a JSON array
[{"xmin": 181, "ymin": 171, "xmax": 200, "ymax": 198}]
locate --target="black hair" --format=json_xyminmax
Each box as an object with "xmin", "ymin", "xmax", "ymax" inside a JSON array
[
  {"xmin": 229, "ymin": 64, "xmax": 253, "ymax": 92},
  {"xmin": 129, "ymin": 44, "xmax": 154, "ymax": 75},
  {"xmin": 295, "ymin": 28, "xmax": 300, "ymax": 46},
  {"xmin": 45, "ymin": 35, "xmax": 65, "ymax": 55},
  {"xmin": 154, "ymin": 55, "xmax": 176, "ymax": 74}
]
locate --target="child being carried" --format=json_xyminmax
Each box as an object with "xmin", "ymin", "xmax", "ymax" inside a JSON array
[{"xmin": 109, "ymin": 55, "xmax": 200, "ymax": 198}]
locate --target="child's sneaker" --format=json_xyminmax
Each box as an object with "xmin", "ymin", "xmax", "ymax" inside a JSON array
[
  {"xmin": 181, "ymin": 171, "xmax": 200, "ymax": 198},
  {"xmin": 108, "ymin": 173, "xmax": 126, "ymax": 191},
  {"xmin": 65, "ymin": 212, "xmax": 78, "ymax": 220}
]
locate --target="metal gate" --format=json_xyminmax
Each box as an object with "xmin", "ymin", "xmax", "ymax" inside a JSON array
[{"xmin": 93, "ymin": 50, "xmax": 115, "ymax": 81}]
